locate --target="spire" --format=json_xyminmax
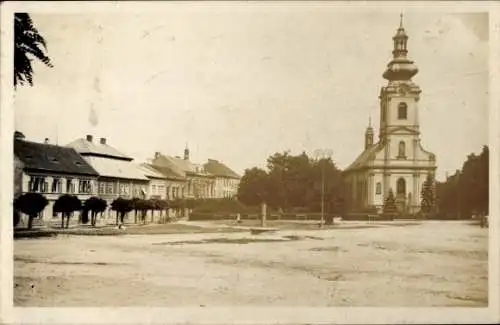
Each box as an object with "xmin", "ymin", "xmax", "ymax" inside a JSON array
[
  {"xmin": 365, "ymin": 116, "xmax": 374, "ymax": 149},
  {"xmin": 184, "ymin": 142, "xmax": 190, "ymax": 160},
  {"xmin": 382, "ymin": 14, "xmax": 418, "ymax": 81}
]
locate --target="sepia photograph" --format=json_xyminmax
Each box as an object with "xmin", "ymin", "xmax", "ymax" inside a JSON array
[{"xmin": 1, "ymin": 1, "xmax": 499, "ymax": 324}]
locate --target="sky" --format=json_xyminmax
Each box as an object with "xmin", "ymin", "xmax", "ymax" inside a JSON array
[{"xmin": 14, "ymin": 7, "xmax": 489, "ymax": 181}]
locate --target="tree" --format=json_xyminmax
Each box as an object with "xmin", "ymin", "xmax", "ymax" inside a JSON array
[
  {"xmin": 111, "ymin": 198, "xmax": 133, "ymax": 226},
  {"xmin": 383, "ymin": 189, "xmax": 397, "ymax": 216},
  {"xmin": 54, "ymin": 195, "xmax": 82, "ymax": 228},
  {"xmin": 130, "ymin": 197, "xmax": 142, "ymax": 223},
  {"xmin": 84, "ymin": 197, "xmax": 108, "ymax": 226},
  {"xmin": 436, "ymin": 145, "xmax": 489, "ymax": 220},
  {"xmin": 14, "ymin": 192, "xmax": 48, "ymax": 229},
  {"xmin": 237, "ymin": 167, "xmax": 270, "ymax": 206},
  {"xmin": 14, "ymin": 13, "xmax": 53, "ymax": 87},
  {"xmin": 420, "ymin": 173, "xmax": 436, "ymax": 214},
  {"xmin": 14, "ymin": 209, "xmax": 21, "ymax": 227}
]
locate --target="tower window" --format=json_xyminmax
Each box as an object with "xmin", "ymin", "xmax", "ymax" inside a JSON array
[
  {"xmin": 398, "ymin": 141, "xmax": 406, "ymax": 158},
  {"xmin": 398, "ymin": 102, "xmax": 407, "ymax": 119},
  {"xmin": 376, "ymin": 182, "xmax": 381, "ymax": 195}
]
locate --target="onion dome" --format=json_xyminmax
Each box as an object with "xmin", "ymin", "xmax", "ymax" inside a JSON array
[{"xmin": 383, "ymin": 14, "xmax": 419, "ymax": 81}]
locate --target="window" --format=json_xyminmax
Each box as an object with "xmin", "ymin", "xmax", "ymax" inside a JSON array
[
  {"xmin": 397, "ymin": 178, "xmax": 406, "ymax": 195},
  {"xmin": 29, "ymin": 176, "xmax": 47, "ymax": 192},
  {"xmin": 398, "ymin": 141, "xmax": 406, "ymax": 158},
  {"xmin": 79, "ymin": 180, "xmax": 91, "ymax": 193},
  {"xmin": 398, "ymin": 102, "xmax": 407, "ymax": 120},
  {"xmin": 98, "ymin": 182, "xmax": 105, "ymax": 194},
  {"xmin": 152, "ymin": 185, "xmax": 157, "ymax": 195},
  {"xmin": 106, "ymin": 182, "xmax": 114, "ymax": 194},
  {"xmin": 376, "ymin": 182, "xmax": 381, "ymax": 195},
  {"xmin": 51, "ymin": 178, "xmax": 62, "ymax": 193},
  {"xmin": 66, "ymin": 179, "xmax": 75, "ymax": 193}
]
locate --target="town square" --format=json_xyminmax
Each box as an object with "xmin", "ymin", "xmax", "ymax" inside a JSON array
[{"xmin": 5, "ymin": 3, "xmax": 491, "ymax": 315}]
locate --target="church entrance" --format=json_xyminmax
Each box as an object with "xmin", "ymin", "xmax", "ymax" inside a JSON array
[{"xmin": 396, "ymin": 178, "xmax": 406, "ymax": 213}]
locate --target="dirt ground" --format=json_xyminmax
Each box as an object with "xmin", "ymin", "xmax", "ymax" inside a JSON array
[{"xmin": 14, "ymin": 220, "xmax": 487, "ymax": 307}]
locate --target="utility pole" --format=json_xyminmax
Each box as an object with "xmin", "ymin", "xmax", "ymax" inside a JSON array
[
  {"xmin": 314, "ymin": 149, "xmax": 333, "ymax": 227},
  {"xmin": 321, "ymin": 161, "xmax": 325, "ymax": 226}
]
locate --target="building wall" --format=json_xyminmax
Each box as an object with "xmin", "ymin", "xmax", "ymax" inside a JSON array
[
  {"xmin": 347, "ymin": 166, "xmax": 435, "ymax": 214},
  {"xmin": 14, "ymin": 157, "xmax": 24, "ymax": 199},
  {"xmin": 148, "ymin": 178, "xmax": 166, "ymax": 200},
  {"xmin": 19, "ymin": 171, "xmax": 97, "ymax": 221},
  {"xmin": 185, "ymin": 176, "xmax": 215, "ymax": 199},
  {"xmin": 166, "ymin": 179, "xmax": 186, "ymax": 199},
  {"xmin": 212, "ymin": 177, "xmax": 240, "ymax": 198}
]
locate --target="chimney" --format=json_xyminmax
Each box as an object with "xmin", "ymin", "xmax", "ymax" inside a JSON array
[
  {"xmin": 154, "ymin": 152, "xmax": 160, "ymax": 159},
  {"xmin": 86, "ymin": 135, "xmax": 93, "ymax": 142},
  {"xmin": 44, "ymin": 138, "xmax": 49, "ymax": 144},
  {"xmin": 14, "ymin": 131, "xmax": 26, "ymax": 141},
  {"xmin": 100, "ymin": 137, "xmax": 106, "ymax": 145}
]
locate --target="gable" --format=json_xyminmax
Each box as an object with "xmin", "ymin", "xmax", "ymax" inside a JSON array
[{"xmin": 386, "ymin": 126, "xmax": 420, "ymax": 136}]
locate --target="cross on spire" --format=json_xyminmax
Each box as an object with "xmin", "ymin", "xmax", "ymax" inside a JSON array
[{"xmin": 399, "ymin": 13, "xmax": 404, "ymax": 28}]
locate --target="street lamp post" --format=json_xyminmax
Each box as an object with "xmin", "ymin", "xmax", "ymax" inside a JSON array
[{"xmin": 314, "ymin": 149, "xmax": 333, "ymax": 227}]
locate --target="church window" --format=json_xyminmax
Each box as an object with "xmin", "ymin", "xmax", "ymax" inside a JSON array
[
  {"xmin": 376, "ymin": 182, "xmax": 381, "ymax": 195},
  {"xmin": 397, "ymin": 178, "xmax": 406, "ymax": 195},
  {"xmin": 398, "ymin": 141, "xmax": 406, "ymax": 158},
  {"xmin": 398, "ymin": 102, "xmax": 407, "ymax": 119}
]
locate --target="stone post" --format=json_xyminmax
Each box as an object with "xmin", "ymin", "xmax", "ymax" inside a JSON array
[{"xmin": 261, "ymin": 202, "xmax": 267, "ymax": 227}]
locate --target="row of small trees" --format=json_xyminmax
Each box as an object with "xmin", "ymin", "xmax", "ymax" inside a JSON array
[{"xmin": 13, "ymin": 193, "xmax": 187, "ymax": 230}]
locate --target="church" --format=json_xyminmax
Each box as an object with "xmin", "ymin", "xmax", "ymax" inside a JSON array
[{"xmin": 343, "ymin": 15, "xmax": 437, "ymax": 214}]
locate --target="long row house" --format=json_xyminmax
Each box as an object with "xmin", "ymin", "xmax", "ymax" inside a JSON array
[{"xmin": 14, "ymin": 133, "xmax": 240, "ymax": 223}]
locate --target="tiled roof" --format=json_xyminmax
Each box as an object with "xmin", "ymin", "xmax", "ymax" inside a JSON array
[
  {"xmin": 139, "ymin": 163, "xmax": 167, "ymax": 179},
  {"xmin": 147, "ymin": 164, "xmax": 186, "ymax": 181},
  {"xmin": 66, "ymin": 137, "xmax": 132, "ymax": 160},
  {"xmin": 344, "ymin": 142, "xmax": 383, "ymax": 172},
  {"xmin": 83, "ymin": 156, "xmax": 149, "ymax": 181},
  {"xmin": 204, "ymin": 159, "xmax": 240, "ymax": 179},
  {"xmin": 14, "ymin": 139, "xmax": 98, "ymax": 176},
  {"xmin": 152, "ymin": 153, "xmax": 211, "ymax": 177}
]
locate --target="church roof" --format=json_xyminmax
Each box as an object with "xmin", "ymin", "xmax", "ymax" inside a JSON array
[{"xmin": 344, "ymin": 142, "xmax": 383, "ymax": 172}]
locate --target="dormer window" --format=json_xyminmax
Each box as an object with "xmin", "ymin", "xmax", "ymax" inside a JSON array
[{"xmin": 398, "ymin": 102, "xmax": 407, "ymax": 120}]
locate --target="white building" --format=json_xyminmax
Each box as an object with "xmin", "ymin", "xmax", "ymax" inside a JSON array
[
  {"xmin": 203, "ymin": 159, "xmax": 240, "ymax": 199},
  {"xmin": 67, "ymin": 135, "xmax": 150, "ymax": 213},
  {"xmin": 343, "ymin": 16, "xmax": 437, "ymax": 214},
  {"xmin": 14, "ymin": 138, "xmax": 99, "ymax": 222}
]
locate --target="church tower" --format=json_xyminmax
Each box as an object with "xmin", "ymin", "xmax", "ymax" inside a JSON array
[
  {"xmin": 343, "ymin": 14, "xmax": 437, "ymax": 215},
  {"xmin": 365, "ymin": 118, "xmax": 374, "ymax": 149},
  {"xmin": 184, "ymin": 143, "xmax": 190, "ymax": 161}
]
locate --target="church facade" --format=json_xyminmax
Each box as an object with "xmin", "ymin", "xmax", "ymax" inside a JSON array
[{"xmin": 343, "ymin": 16, "xmax": 437, "ymax": 214}]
